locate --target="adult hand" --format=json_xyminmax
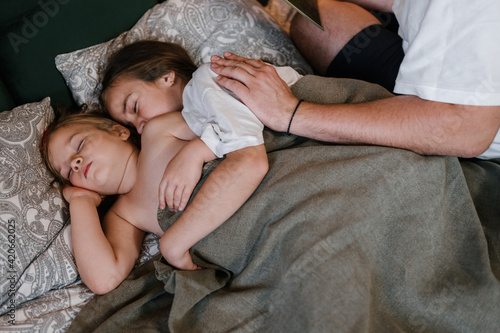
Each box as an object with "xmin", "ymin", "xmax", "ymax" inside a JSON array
[
  {"xmin": 211, "ymin": 52, "xmax": 299, "ymax": 132},
  {"xmin": 63, "ymin": 185, "xmax": 102, "ymax": 207}
]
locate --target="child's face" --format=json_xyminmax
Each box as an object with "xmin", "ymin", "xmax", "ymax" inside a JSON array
[
  {"xmin": 104, "ymin": 74, "xmax": 183, "ymax": 134},
  {"xmin": 47, "ymin": 123, "xmax": 135, "ymax": 195}
]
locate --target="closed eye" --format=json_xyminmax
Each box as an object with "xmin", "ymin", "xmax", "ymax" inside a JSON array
[
  {"xmin": 67, "ymin": 139, "xmax": 84, "ymax": 179},
  {"xmin": 77, "ymin": 139, "xmax": 84, "ymax": 152}
]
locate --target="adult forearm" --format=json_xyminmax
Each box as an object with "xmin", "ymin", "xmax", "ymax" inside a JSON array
[
  {"xmin": 210, "ymin": 54, "xmax": 500, "ymax": 157},
  {"xmin": 291, "ymin": 96, "xmax": 500, "ymax": 157}
]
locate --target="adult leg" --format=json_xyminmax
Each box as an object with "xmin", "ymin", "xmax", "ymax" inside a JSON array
[
  {"xmin": 290, "ymin": 0, "xmax": 403, "ymax": 92},
  {"xmin": 290, "ymin": 0, "xmax": 381, "ymax": 75}
]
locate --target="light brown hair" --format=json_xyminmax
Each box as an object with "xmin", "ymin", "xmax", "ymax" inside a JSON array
[{"xmin": 99, "ymin": 40, "xmax": 198, "ymax": 108}]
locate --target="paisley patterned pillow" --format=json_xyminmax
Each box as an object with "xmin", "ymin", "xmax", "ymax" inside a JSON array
[
  {"xmin": 0, "ymin": 98, "xmax": 78, "ymax": 315},
  {"xmin": 55, "ymin": 0, "xmax": 312, "ymax": 108},
  {"xmin": 0, "ymin": 99, "xmax": 163, "ymax": 316}
]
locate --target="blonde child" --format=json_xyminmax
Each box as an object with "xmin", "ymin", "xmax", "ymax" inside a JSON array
[{"xmin": 43, "ymin": 111, "xmax": 267, "ymax": 294}]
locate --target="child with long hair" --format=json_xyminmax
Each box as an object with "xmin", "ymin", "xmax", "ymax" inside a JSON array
[{"xmin": 99, "ymin": 40, "xmax": 302, "ymax": 212}]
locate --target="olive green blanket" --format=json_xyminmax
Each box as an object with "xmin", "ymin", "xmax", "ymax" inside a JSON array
[{"xmin": 68, "ymin": 76, "xmax": 500, "ymax": 332}]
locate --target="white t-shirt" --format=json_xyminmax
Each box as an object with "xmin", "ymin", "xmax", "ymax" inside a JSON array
[
  {"xmin": 392, "ymin": 0, "xmax": 500, "ymax": 158},
  {"xmin": 182, "ymin": 63, "xmax": 302, "ymax": 158}
]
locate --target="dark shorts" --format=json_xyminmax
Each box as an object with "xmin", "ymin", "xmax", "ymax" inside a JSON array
[{"xmin": 325, "ymin": 24, "xmax": 404, "ymax": 93}]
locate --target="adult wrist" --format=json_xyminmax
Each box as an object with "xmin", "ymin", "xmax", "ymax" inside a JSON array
[{"xmin": 286, "ymin": 99, "xmax": 304, "ymax": 135}]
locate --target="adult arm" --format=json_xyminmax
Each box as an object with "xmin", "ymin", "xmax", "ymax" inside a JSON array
[
  {"xmin": 64, "ymin": 187, "xmax": 144, "ymax": 295},
  {"xmin": 210, "ymin": 53, "xmax": 500, "ymax": 158}
]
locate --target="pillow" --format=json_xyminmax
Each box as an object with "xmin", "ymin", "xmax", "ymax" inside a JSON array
[
  {"xmin": 0, "ymin": 98, "xmax": 160, "ymax": 315},
  {"xmin": 0, "ymin": 98, "xmax": 77, "ymax": 314},
  {"xmin": 55, "ymin": 0, "xmax": 313, "ymax": 108}
]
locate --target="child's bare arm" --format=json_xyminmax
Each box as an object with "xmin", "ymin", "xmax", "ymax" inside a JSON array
[
  {"xmin": 159, "ymin": 144, "xmax": 268, "ymax": 270},
  {"xmin": 156, "ymin": 112, "xmax": 216, "ymax": 211},
  {"xmin": 65, "ymin": 186, "xmax": 144, "ymax": 294},
  {"xmin": 159, "ymin": 138, "xmax": 216, "ymax": 211}
]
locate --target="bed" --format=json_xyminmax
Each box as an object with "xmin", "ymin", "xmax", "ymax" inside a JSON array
[{"xmin": 1, "ymin": 0, "xmax": 499, "ymax": 332}]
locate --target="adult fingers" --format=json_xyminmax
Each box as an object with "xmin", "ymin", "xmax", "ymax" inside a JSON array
[
  {"xmin": 214, "ymin": 75, "xmax": 251, "ymax": 102},
  {"xmin": 211, "ymin": 55, "xmax": 266, "ymax": 78},
  {"xmin": 215, "ymin": 52, "xmax": 265, "ymax": 69}
]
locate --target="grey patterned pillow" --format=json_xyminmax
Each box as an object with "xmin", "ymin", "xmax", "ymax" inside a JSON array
[
  {"xmin": 0, "ymin": 98, "xmax": 78, "ymax": 315},
  {"xmin": 55, "ymin": 0, "xmax": 312, "ymax": 108}
]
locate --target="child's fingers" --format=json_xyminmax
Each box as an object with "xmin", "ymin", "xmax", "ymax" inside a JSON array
[
  {"xmin": 178, "ymin": 184, "xmax": 195, "ymax": 211},
  {"xmin": 178, "ymin": 191, "xmax": 189, "ymax": 212},
  {"xmin": 165, "ymin": 184, "xmax": 176, "ymax": 211},
  {"xmin": 158, "ymin": 179, "xmax": 168, "ymax": 209},
  {"xmin": 172, "ymin": 185, "xmax": 184, "ymax": 211}
]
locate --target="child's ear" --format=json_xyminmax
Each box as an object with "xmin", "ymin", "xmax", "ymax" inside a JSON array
[
  {"xmin": 112, "ymin": 125, "xmax": 131, "ymax": 141},
  {"xmin": 158, "ymin": 71, "xmax": 176, "ymax": 87}
]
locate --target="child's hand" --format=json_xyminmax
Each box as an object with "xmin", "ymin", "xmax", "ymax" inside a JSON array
[
  {"xmin": 158, "ymin": 143, "xmax": 205, "ymax": 211},
  {"xmin": 63, "ymin": 185, "xmax": 102, "ymax": 207},
  {"xmin": 163, "ymin": 249, "xmax": 201, "ymax": 271}
]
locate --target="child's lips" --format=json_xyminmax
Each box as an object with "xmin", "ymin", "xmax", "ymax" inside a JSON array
[{"xmin": 83, "ymin": 162, "xmax": 92, "ymax": 179}]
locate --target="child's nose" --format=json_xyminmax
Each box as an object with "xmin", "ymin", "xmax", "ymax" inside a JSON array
[
  {"xmin": 71, "ymin": 157, "xmax": 83, "ymax": 172},
  {"xmin": 136, "ymin": 120, "xmax": 146, "ymax": 135}
]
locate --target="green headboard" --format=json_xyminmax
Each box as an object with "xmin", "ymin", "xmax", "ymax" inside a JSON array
[{"xmin": 0, "ymin": 0, "xmax": 159, "ymax": 111}]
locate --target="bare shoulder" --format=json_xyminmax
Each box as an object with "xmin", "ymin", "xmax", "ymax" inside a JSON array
[
  {"xmin": 106, "ymin": 193, "xmax": 161, "ymax": 235},
  {"xmin": 102, "ymin": 199, "xmax": 145, "ymax": 236},
  {"xmin": 142, "ymin": 112, "xmax": 183, "ymax": 136},
  {"xmin": 142, "ymin": 112, "xmax": 197, "ymax": 142}
]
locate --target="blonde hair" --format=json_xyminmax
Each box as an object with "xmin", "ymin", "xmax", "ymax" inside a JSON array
[{"xmin": 42, "ymin": 111, "xmax": 130, "ymax": 188}]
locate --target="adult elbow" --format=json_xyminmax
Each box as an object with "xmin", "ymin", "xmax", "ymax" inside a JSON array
[
  {"xmin": 431, "ymin": 129, "xmax": 494, "ymax": 158},
  {"xmin": 458, "ymin": 139, "xmax": 493, "ymax": 158},
  {"xmin": 428, "ymin": 103, "xmax": 499, "ymax": 158}
]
